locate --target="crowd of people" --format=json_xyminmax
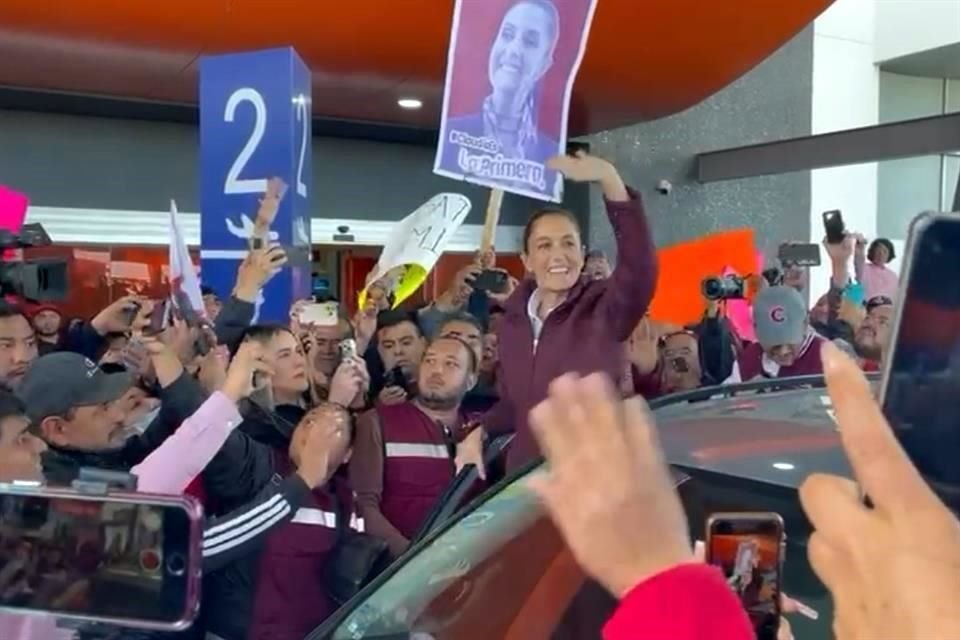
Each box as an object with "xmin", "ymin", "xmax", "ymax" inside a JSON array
[{"xmin": 0, "ymin": 148, "xmax": 952, "ymax": 640}]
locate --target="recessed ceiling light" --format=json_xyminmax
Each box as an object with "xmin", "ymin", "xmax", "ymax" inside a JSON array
[
  {"xmin": 398, "ymin": 98, "xmax": 423, "ymax": 110},
  {"xmin": 772, "ymin": 462, "xmax": 795, "ymax": 471}
]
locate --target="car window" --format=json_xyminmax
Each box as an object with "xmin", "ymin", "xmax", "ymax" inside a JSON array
[{"xmin": 325, "ymin": 467, "xmax": 612, "ymax": 639}]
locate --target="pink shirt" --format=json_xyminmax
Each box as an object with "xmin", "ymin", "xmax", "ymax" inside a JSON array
[
  {"xmin": 1, "ymin": 392, "xmax": 241, "ymax": 639},
  {"xmin": 860, "ymin": 262, "xmax": 899, "ymax": 301},
  {"xmin": 131, "ymin": 391, "xmax": 241, "ymax": 494}
]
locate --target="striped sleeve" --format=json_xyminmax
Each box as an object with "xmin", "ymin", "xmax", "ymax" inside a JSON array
[{"xmin": 202, "ymin": 473, "xmax": 311, "ymax": 572}]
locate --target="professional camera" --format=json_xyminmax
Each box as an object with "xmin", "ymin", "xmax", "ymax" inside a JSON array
[
  {"xmin": 0, "ymin": 223, "xmax": 68, "ymax": 301},
  {"xmin": 701, "ymin": 275, "xmax": 745, "ymax": 301}
]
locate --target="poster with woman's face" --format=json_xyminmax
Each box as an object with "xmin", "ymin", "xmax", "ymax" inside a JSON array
[{"xmin": 433, "ymin": 0, "xmax": 599, "ymax": 203}]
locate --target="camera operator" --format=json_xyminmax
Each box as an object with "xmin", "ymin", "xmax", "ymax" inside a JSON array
[
  {"xmin": 351, "ymin": 335, "xmax": 478, "ymax": 557},
  {"xmin": 629, "ymin": 303, "xmax": 737, "ymax": 398},
  {"xmin": 725, "ymin": 286, "xmax": 826, "ymax": 382}
]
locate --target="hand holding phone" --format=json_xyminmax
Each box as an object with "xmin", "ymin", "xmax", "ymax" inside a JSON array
[
  {"xmin": 879, "ymin": 213, "xmax": 960, "ymax": 512},
  {"xmin": 706, "ymin": 512, "xmax": 784, "ymax": 640},
  {"xmin": 0, "ymin": 485, "xmax": 201, "ymax": 630},
  {"xmin": 223, "ymin": 341, "xmax": 274, "ymax": 403},
  {"xmin": 823, "ymin": 209, "xmax": 846, "ymax": 245}
]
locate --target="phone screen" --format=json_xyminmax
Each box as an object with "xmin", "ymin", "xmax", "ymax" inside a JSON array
[
  {"xmin": 300, "ymin": 302, "xmax": 339, "ymax": 327},
  {"xmin": 707, "ymin": 514, "xmax": 783, "ymax": 640},
  {"xmin": 777, "ymin": 243, "xmax": 821, "ymax": 267},
  {"xmin": 0, "ymin": 492, "xmax": 195, "ymax": 626},
  {"xmin": 881, "ymin": 215, "xmax": 960, "ymax": 512}
]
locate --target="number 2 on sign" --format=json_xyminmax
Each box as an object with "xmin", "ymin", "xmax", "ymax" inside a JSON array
[
  {"xmin": 294, "ymin": 95, "xmax": 309, "ymax": 198},
  {"xmin": 223, "ymin": 88, "xmax": 268, "ymax": 195}
]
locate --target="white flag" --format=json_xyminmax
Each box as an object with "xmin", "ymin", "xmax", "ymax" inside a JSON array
[{"xmin": 168, "ymin": 200, "xmax": 204, "ymax": 315}]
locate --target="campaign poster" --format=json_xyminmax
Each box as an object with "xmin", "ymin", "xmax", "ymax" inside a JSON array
[{"xmin": 434, "ymin": 0, "xmax": 599, "ymax": 203}]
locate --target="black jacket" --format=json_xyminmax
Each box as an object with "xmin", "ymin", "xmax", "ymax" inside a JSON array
[
  {"xmin": 214, "ymin": 296, "xmax": 256, "ymax": 355},
  {"xmin": 197, "ymin": 403, "xmax": 306, "ymax": 640}
]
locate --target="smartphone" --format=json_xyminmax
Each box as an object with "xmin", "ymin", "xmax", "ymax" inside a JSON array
[
  {"xmin": 822, "ymin": 209, "xmax": 846, "ymax": 244},
  {"xmin": 383, "ymin": 365, "xmax": 408, "ymax": 394},
  {"xmin": 706, "ymin": 512, "xmax": 784, "ymax": 640},
  {"xmin": 300, "ymin": 302, "xmax": 339, "ymax": 327},
  {"xmin": 0, "ymin": 485, "xmax": 201, "ymax": 630},
  {"xmin": 120, "ymin": 301, "xmax": 142, "ymax": 328},
  {"xmin": 338, "ymin": 338, "xmax": 358, "ymax": 361},
  {"xmin": 471, "ymin": 269, "xmax": 509, "ymax": 294},
  {"xmin": 778, "ymin": 243, "xmax": 821, "ymax": 268},
  {"xmin": 248, "ymin": 372, "xmax": 275, "ymax": 411},
  {"xmin": 879, "ymin": 213, "xmax": 960, "ymax": 513},
  {"xmin": 143, "ymin": 300, "xmax": 168, "ymax": 336}
]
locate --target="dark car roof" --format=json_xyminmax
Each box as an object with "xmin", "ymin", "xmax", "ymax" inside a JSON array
[{"xmin": 653, "ymin": 375, "xmax": 879, "ymax": 489}]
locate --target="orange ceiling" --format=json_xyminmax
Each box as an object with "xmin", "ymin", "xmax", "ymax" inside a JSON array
[{"xmin": 0, "ymin": 0, "xmax": 832, "ymax": 134}]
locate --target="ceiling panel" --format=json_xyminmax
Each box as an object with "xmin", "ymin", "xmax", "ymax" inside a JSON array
[{"xmin": 0, "ymin": 0, "xmax": 833, "ymax": 134}]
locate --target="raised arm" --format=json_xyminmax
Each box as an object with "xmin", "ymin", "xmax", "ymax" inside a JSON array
[
  {"xmin": 547, "ymin": 153, "xmax": 658, "ymax": 342},
  {"xmin": 131, "ymin": 342, "xmax": 270, "ymax": 495}
]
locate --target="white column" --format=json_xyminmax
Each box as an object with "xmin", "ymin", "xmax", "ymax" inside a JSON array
[{"xmin": 808, "ymin": 0, "xmax": 879, "ymax": 298}]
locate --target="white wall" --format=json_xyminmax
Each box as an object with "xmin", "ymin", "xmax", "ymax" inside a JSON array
[
  {"xmin": 875, "ymin": 0, "xmax": 960, "ymax": 62},
  {"xmin": 809, "ymin": 0, "xmax": 880, "ymax": 297}
]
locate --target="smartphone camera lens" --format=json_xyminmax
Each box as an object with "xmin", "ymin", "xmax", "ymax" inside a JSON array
[{"xmin": 166, "ymin": 553, "xmax": 186, "ymax": 576}]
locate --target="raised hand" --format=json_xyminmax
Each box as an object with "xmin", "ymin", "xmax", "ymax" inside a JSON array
[
  {"xmin": 547, "ymin": 151, "xmax": 628, "ymax": 201},
  {"xmin": 221, "ymin": 341, "xmax": 274, "ymax": 403},
  {"xmin": 234, "ymin": 244, "xmax": 288, "ymax": 302},
  {"xmin": 800, "ymin": 342, "xmax": 960, "ymax": 640},
  {"xmin": 528, "ymin": 373, "xmax": 692, "ymax": 598},
  {"xmin": 256, "ymin": 177, "xmax": 288, "ymax": 228}
]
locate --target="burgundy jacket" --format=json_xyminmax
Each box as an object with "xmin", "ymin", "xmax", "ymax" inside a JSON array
[
  {"xmin": 248, "ymin": 452, "xmax": 360, "ymax": 640},
  {"xmin": 733, "ymin": 333, "xmax": 826, "ymax": 382},
  {"xmin": 483, "ymin": 190, "xmax": 657, "ymax": 470},
  {"xmin": 351, "ymin": 402, "xmax": 459, "ymax": 557}
]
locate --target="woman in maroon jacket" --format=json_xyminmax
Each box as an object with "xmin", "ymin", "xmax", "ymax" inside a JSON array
[{"xmin": 458, "ymin": 151, "xmax": 658, "ymax": 473}]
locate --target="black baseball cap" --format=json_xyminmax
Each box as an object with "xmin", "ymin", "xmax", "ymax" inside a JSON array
[{"xmin": 18, "ymin": 353, "xmax": 133, "ymax": 423}]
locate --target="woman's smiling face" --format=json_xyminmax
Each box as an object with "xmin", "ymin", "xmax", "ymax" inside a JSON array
[
  {"xmin": 522, "ymin": 212, "xmax": 584, "ymax": 294},
  {"xmin": 488, "ymin": 1, "xmax": 557, "ymax": 96}
]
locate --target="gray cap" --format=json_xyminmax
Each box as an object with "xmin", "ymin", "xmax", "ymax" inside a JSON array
[
  {"xmin": 19, "ymin": 352, "xmax": 133, "ymax": 423},
  {"xmin": 753, "ymin": 286, "xmax": 808, "ymax": 349}
]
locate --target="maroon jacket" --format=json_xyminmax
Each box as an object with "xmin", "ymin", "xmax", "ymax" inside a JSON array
[
  {"xmin": 249, "ymin": 452, "xmax": 360, "ymax": 640},
  {"xmin": 734, "ymin": 333, "xmax": 826, "ymax": 381},
  {"xmin": 351, "ymin": 402, "xmax": 459, "ymax": 557},
  {"xmin": 483, "ymin": 190, "xmax": 657, "ymax": 470}
]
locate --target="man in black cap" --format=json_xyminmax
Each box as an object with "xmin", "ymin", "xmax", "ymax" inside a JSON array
[{"xmin": 19, "ymin": 352, "xmax": 133, "ymax": 452}]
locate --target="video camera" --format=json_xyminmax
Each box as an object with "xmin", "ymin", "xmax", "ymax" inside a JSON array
[
  {"xmin": 0, "ymin": 223, "xmax": 68, "ymax": 301},
  {"xmin": 701, "ymin": 275, "xmax": 745, "ymax": 301}
]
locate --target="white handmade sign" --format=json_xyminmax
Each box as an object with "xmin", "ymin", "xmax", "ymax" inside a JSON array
[{"xmin": 360, "ymin": 193, "xmax": 472, "ymax": 308}]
